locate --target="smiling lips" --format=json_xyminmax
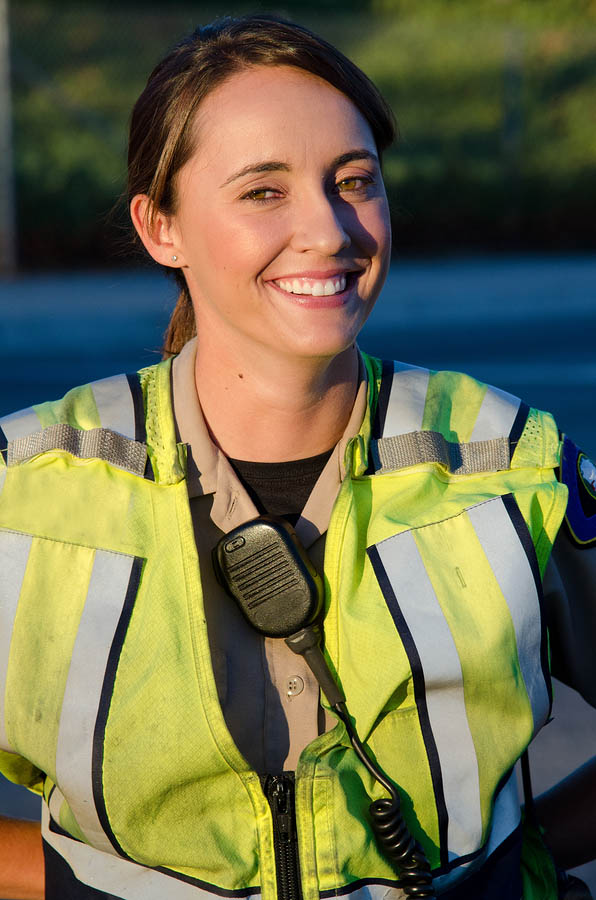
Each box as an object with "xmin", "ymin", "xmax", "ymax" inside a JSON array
[{"xmin": 273, "ymin": 273, "xmax": 349, "ymax": 297}]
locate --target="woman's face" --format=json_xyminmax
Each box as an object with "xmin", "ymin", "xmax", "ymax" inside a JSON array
[{"xmin": 169, "ymin": 65, "xmax": 391, "ymax": 364}]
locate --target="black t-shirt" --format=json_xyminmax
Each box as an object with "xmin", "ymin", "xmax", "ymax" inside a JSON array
[{"xmin": 228, "ymin": 449, "xmax": 333, "ymax": 525}]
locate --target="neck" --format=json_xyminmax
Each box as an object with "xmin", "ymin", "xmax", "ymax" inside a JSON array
[{"xmin": 194, "ymin": 339, "xmax": 360, "ymax": 462}]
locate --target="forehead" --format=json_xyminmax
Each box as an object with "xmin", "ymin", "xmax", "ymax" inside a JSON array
[{"xmin": 189, "ymin": 65, "xmax": 376, "ymax": 169}]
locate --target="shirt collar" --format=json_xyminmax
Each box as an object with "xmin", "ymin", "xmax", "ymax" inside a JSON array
[{"xmin": 171, "ymin": 337, "xmax": 367, "ymax": 547}]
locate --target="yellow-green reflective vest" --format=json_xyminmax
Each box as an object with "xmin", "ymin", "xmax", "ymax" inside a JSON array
[{"xmin": 0, "ymin": 354, "xmax": 567, "ymax": 900}]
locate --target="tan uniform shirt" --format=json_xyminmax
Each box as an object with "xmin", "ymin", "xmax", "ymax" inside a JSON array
[{"xmin": 172, "ymin": 338, "xmax": 367, "ymax": 773}]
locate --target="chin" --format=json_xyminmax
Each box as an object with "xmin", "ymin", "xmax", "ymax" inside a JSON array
[{"xmin": 283, "ymin": 333, "xmax": 360, "ymax": 362}]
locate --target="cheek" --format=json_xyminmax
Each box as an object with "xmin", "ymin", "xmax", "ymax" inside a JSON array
[
  {"xmin": 365, "ymin": 199, "xmax": 392, "ymax": 259},
  {"xmin": 199, "ymin": 210, "xmax": 288, "ymax": 279},
  {"xmin": 344, "ymin": 197, "xmax": 391, "ymax": 267}
]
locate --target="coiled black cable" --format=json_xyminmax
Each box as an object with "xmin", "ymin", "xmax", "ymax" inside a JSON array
[
  {"xmin": 334, "ymin": 702, "xmax": 436, "ymax": 900},
  {"xmin": 370, "ymin": 798, "xmax": 435, "ymax": 898}
]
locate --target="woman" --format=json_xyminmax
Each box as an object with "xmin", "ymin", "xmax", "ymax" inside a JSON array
[{"xmin": 0, "ymin": 14, "xmax": 595, "ymax": 900}]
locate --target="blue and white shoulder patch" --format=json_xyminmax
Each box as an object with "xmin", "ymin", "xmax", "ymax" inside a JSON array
[{"xmin": 560, "ymin": 435, "xmax": 596, "ymax": 546}]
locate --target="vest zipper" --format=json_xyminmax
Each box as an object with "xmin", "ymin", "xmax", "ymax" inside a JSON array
[{"xmin": 263, "ymin": 773, "xmax": 303, "ymax": 900}]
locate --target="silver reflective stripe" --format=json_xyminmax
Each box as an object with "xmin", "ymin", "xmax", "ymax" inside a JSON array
[
  {"xmin": 470, "ymin": 385, "xmax": 520, "ymax": 442},
  {"xmin": 381, "ymin": 364, "xmax": 430, "ymax": 437},
  {"xmin": 0, "ymin": 406, "xmax": 42, "ymax": 443},
  {"xmin": 372, "ymin": 431, "xmax": 510, "ymax": 475},
  {"xmin": 7, "ymin": 423, "xmax": 147, "ymax": 477},
  {"xmin": 92, "ymin": 374, "xmax": 137, "ymax": 440},
  {"xmin": 374, "ymin": 529, "xmax": 482, "ymax": 858},
  {"xmin": 0, "ymin": 530, "xmax": 33, "ymax": 751},
  {"xmin": 42, "ymin": 803, "xmax": 261, "ymax": 900},
  {"xmin": 48, "ymin": 784, "xmax": 66, "ymax": 825},
  {"xmin": 483, "ymin": 770, "xmax": 520, "ymax": 858},
  {"xmin": 467, "ymin": 499, "xmax": 549, "ymax": 733},
  {"xmin": 434, "ymin": 770, "xmax": 521, "ymax": 892},
  {"xmin": 55, "ymin": 549, "xmax": 136, "ymax": 854}
]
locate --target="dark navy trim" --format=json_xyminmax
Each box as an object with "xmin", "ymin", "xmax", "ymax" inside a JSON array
[
  {"xmin": 320, "ymin": 876, "xmax": 402, "ymax": 897},
  {"xmin": 372, "ymin": 360, "xmax": 394, "ymax": 440},
  {"xmin": 43, "ymin": 836, "xmax": 261, "ymax": 899},
  {"xmin": 438, "ymin": 823, "xmax": 523, "ymax": 899},
  {"xmin": 155, "ymin": 866, "xmax": 260, "ymax": 896},
  {"xmin": 91, "ymin": 556, "xmax": 144, "ymax": 859},
  {"xmin": 0, "ymin": 425, "xmax": 8, "ymax": 463},
  {"xmin": 502, "ymin": 493, "xmax": 552, "ymax": 714},
  {"xmin": 367, "ymin": 543, "xmax": 449, "ymax": 869},
  {"xmin": 125, "ymin": 373, "xmax": 146, "ymax": 446},
  {"xmin": 44, "ymin": 838, "xmax": 122, "ymax": 899},
  {"xmin": 431, "ymin": 767, "xmax": 519, "ymax": 875},
  {"xmin": 48, "ymin": 812, "xmax": 84, "ymax": 843},
  {"xmin": 319, "ymin": 824, "xmax": 523, "ymax": 900},
  {"xmin": 144, "ymin": 455, "xmax": 155, "ymax": 481},
  {"xmin": 508, "ymin": 402, "xmax": 529, "ymax": 457}
]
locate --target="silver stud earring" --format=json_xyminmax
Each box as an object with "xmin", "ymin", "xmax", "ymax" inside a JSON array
[{"xmin": 171, "ymin": 254, "xmax": 178, "ymax": 262}]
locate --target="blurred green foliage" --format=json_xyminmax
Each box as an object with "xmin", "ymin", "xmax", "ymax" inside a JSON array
[{"xmin": 10, "ymin": 0, "xmax": 596, "ymax": 265}]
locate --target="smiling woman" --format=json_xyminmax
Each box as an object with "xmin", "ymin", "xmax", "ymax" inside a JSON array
[
  {"xmin": 1, "ymin": 13, "xmax": 596, "ymax": 900},
  {"xmin": 131, "ymin": 64, "xmax": 391, "ymax": 460}
]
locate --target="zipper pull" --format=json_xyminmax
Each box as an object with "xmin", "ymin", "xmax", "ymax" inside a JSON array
[{"xmin": 269, "ymin": 777, "xmax": 294, "ymax": 842}]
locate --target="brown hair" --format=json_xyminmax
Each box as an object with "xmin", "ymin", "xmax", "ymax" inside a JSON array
[{"xmin": 127, "ymin": 13, "xmax": 397, "ymax": 357}]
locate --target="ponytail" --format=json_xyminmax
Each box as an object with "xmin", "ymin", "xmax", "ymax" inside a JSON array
[{"xmin": 162, "ymin": 286, "xmax": 196, "ymax": 358}]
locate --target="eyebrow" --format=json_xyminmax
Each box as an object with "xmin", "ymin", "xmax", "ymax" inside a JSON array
[
  {"xmin": 333, "ymin": 149, "xmax": 379, "ymax": 168},
  {"xmin": 220, "ymin": 149, "xmax": 379, "ymax": 188},
  {"xmin": 221, "ymin": 161, "xmax": 290, "ymax": 188}
]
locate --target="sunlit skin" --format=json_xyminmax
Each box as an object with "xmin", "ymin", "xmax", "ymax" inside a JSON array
[{"xmin": 132, "ymin": 65, "xmax": 391, "ymax": 460}]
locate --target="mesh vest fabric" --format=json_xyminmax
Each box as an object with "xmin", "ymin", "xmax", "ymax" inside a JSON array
[{"xmin": 0, "ymin": 353, "xmax": 567, "ymax": 900}]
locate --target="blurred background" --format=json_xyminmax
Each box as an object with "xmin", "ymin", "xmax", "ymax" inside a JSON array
[
  {"xmin": 1, "ymin": 0, "xmax": 595, "ymax": 894},
  {"xmin": 3, "ymin": 0, "xmax": 596, "ymax": 266}
]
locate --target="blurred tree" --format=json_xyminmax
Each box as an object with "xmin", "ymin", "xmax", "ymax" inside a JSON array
[{"xmin": 9, "ymin": 0, "xmax": 596, "ymax": 266}]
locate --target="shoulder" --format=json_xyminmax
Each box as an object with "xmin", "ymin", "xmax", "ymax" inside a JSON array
[
  {"xmin": 361, "ymin": 353, "xmax": 559, "ymax": 468},
  {"xmin": 0, "ymin": 362, "xmax": 171, "ymax": 478}
]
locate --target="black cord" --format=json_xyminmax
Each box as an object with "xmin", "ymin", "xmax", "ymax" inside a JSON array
[
  {"xmin": 333, "ymin": 702, "xmax": 436, "ymax": 899},
  {"xmin": 333, "ymin": 702, "xmax": 398, "ymax": 800}
]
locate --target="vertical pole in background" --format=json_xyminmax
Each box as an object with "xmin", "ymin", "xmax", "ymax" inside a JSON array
[{"xmin": 0, "ymin": 0, "xmax": 17, "ymax": 275}]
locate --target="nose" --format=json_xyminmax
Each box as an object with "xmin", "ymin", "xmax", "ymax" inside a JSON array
[{"xmin": 290, "ymin": 188, "xmax": 351, "ymax": 256}]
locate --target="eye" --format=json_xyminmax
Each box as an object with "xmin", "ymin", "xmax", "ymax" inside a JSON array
[
  {"xmin": 336, "ymin": 175, "xmax": 374, "ymax": 194},
  {"xmin": 241, "ymin": 187, "xmax": 282, "ymax": 202}
]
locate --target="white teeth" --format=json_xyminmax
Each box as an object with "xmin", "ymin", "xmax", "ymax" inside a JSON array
[{"xmin": 275, "ymin": 275, "xmax": 347, "ymax": 296}]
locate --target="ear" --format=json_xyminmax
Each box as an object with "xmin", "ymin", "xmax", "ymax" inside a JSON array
[{"xmin": 130, "ymin": 194, "xmax": 185, "ymax": 268}]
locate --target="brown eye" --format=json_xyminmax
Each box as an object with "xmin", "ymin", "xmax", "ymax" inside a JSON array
[
  {"xmin": 242, "ymin": 188, "xmax": 280, "ymax": 201},
  {"xmin": 336, "ymin": 175, "xmax": 373, "ymax": 194}
]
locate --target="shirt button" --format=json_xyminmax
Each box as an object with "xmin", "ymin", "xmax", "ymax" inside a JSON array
[{"xmin": 287, "ymin": 676, "xmax": 305, "ymax": 697}]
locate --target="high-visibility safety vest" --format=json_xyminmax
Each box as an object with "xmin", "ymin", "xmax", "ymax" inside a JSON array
[{"xmin": 0, "ymin": 354, "xmax": 568, "ymax": 900}]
